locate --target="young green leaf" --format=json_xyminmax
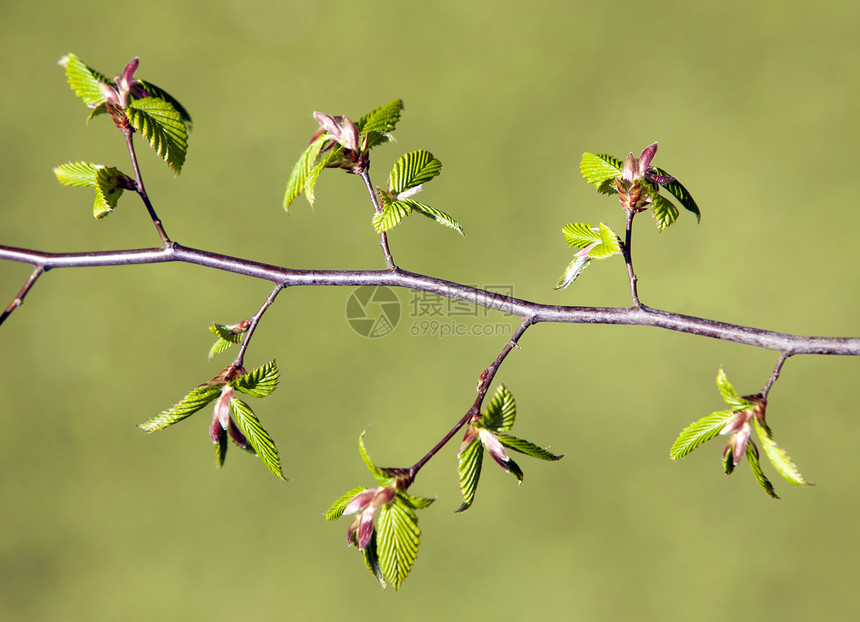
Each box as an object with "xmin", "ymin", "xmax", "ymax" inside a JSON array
[
  {"xmin": 136, "ymin": 79, "xmax": 193, "ymax": 128},
  {"xmin": 456, "ymin": 437, "xmax": 483, "ymax": 513},
  {"xmin": 359, "ymin": 431, "xmax": 390, "ymax": 485},
  {"xmin": 651, "ymin": 193, "xmax": 679, "ymax": 232},
  {"xmin": 669, "ymin": 410, "xmax": 735, "ymax": 460},
  {"xmin": 215, "ymin": 431, "xmax": 228, "ymax": 467},
  {"xmin": 58, "ymin": 53, "xmax": 111, "ymax": 107},
  {"xmin": 388, "ymin": 150, "xmax": 442, "ymax": 195},
  {"xmin": 233, "ymin": 360, "xmax": 279, "ymax": 398},
  {"xmin": 481, "ymin": 384, "xmax": 516, "ymax": 432},
  {"xmin": 126, "ymin": 97, "xmax": 188, "ymax": 175},
  {"xmin": 554, "ymin": 256, "xmax": 591, "ymax": 291},
  {"xmin": 580, "ymin": 152, "xmax": 623, "ymax": 188},
  {"xmin": 326, "ymin": 487, "xmax": 367, "ymax": 521},
  {"xmin": 362, "ymin": 531, "xmax": 386, "ymax": 588},
  {"xmin": 357, "ymin": 99, "xmax": 404, "ymax": 149},
  {"xmin": 93, "ymin": 166, "xmax": 130, "ymax": 219},
  {"xmin": 372, "ymin": 198, "xmax": 412, "ymax": 232},
  {"xmin": 753, "ymin": 419, "xmax": 811, "ymax": 487},
  {"xmin": 398, "ymin": 491, "xmax": 436, "ymax": 510},
  {"xmin": 745, "ymin": 442, "xmax": 779, "ymax": 499},
  {"xmin": 230, "ymin": 398, "xmax": 285, "ymax": 480},
  {"xmin": 716, "ymin": 368, "xmax": 751, "ymax": 410},
  {"xmin": 497, "ymin": 434, "xmax": 563, "ymax": 461},
  {"xmin": 284, "ymin": 135, "xmax": 329, "ymax": 210},
  {"xmin": 53, "ymin": 161, "xmax": 100, "ymax": 187},
  {"xmin": 137, "ymin": 384, "xmax": 222, "ymax": 432},
  {"xmin": 377, "ymin": 500, "xmax": 421, "ymax": 590},
  {"xmin": 653, "ymin": 167, "xmax": 700, "ymax": 222},
  {"xmin": 408, "ymin": 201, "xmax": 464, "ymax": 235}
]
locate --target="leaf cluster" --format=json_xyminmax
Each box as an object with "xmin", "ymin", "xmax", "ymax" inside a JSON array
[
  {"xmin": 457, "ymin": 385, "xmax": 563, "ymax": 512},
  {"xmin": 670, "ymin": 368, "xmax": 810, "ymax": 498}
]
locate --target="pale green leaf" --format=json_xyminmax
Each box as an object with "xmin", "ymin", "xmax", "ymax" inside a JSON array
[
  {"xmin": 670, "ymin": 410, "xmax": 734, "ymax": 460},
  {"xmin": 408, "ymin": 201, "xmax": 464, "ymax": 235},
  {"xmin": 137, "ymin": 384, "xmax": 222, "ymax": 432},
  {"xmin": 93, "ymin": 166, "xmax": 129, "ymax": 219},
  {"xmin": 372, "ymin": 198, "xmax": 412, "ymax": 232},
  {"xmin": 653, "ymin": 167, "xmax": 700, "ymax": 222},
  {"xmin": 304, "ymin": 147, "xmax": 344, "ymax": 207},
  {"xmin": 553, "ymin": 255, "xmax": 591, "ymax": 290},
  {"xmin": 53, "ymin": 161, "xmax": 99, "ymax": 187},
  {"xmin": 481, "ymin": 384, "xmax": 516, "ymax": 432},
  {"xmin": 207, "ymin": 323, "xmax": 245, "ymax": 359},
  {"xmin": 325, "ymin": 487, "xmax": 366, "ymax": 521},
  {"xmin": 746, "ymin": 442, "xmax": 780, "ymax": 499},
  {"xmin": 497, "ymin": 434, "xmax": 563, "ymax": 461},
  {"xmin": 233, "ymin": 360, "xmax": 279, "ymax": 398},
  {"xmin": 59, "ymin": 53, "xmax": 110, "ymax": 107},
  {"xmin": 753, "ymin": 419, "xmax": 811, "ymax": 487},
  {"xmin": 357, "ymin": 99, "xmax": 403, "ymax": 149},
  {"xmin": 377, "ymin": 500, "xmax": 420, "ymax": 590},
  {"xmin": 284, "ymin": 135, "xmax": 329, "ymax": 210},
  {"xmin": 651, "ymin": 193, "xmax": 679, "ymax": 232},
  {"xmin": 397, "ymin": 491, "xmax": 436, "ymax": 510},
  {"xmin": 456, "ymin": 437, "xmax": 483, "ymax": 513},
  {"xmin": 561, "ymin": 222, "xmax": 601, "ymax": 249},
  {"xmin": 230, "ymin": 398, "xmax": 286, "ymax": 480},
  {"xmin": 591, "ymin": 223, "xmax": 622, "ymax": 259},
  {"xmin": 136, "ymin": 79, "xmax": 193, "ymax": 127},
  {"xmin": 359, "ymin": 431, "xmax": 389, "ymax": 485},
  {"xmin": 580, "ymin": 152, "xmax": 623, "ymax": 188},
  {"xmin": 126, "ymin": 97, "xmax": 188, "ymax": 175},
  {"xmin": 388, "ymin": 150, "xmax": 442, "ymax": 195},
  {"xmin": 716, "ymin": 368, "xmax": 750, "ymax": 410}
]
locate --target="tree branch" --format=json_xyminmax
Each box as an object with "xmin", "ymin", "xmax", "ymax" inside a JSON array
[{"xmin": 2, "ymin": 242, "xmax": 857, "ymax": 355}]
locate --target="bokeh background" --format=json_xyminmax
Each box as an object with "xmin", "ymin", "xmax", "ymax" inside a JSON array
[{"xmin": 1, "ymin": 1, "xmax": 859, "ymax": 620}]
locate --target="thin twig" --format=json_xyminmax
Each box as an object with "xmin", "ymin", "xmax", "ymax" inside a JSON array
[
  {"xmin": 762, "ymin": 351, "xmax": 792, "ymax": 398},
  {"xmin": 0, "ymin": 265, "xmax": 44, "ymax": 326},
  {"xmin": 232, "ymin": 283, "xmax": 285, "ymax": 368},
  {"xmin": 407, "ymin": 316, "xmax": 536, "ymax": 481},
  {"xmin": 0, "ymin": 242, "xmax": 858, "ymax": 356},
  {"xmin": 358, "ymin": 169, "xmax": 396, "ymax": 270},
  {"xmin": 622, "ymin": 209, "xmax": 641, "ymax": 307},
  {"xmin": 123, "ymin": 130, "xmax": 171, "ymax": 245}
]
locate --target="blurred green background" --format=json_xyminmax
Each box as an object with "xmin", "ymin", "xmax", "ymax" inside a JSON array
[{"xmin": 1, "ymin": 0, "xmax": 859, "ymax": 619}]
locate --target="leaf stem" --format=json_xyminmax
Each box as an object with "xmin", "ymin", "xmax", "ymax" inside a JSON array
[
  {"xmin": 358, "ymin": 169, "xmax": 396, "ymax": 270},
  {"xmin": 621, "ymin": 209, "xmax": 641, "ymax": 307},
  {"xmin": 123, "ymin": 130, "xmax": 171, "ymax": 246},
  {"xmin": 762, "ymin": 351, "xmax": 792, "ymax": 398},
  {"xmin": 407, "ymin": 316, "xmax": 535, "ymax": 482},
  {"xmin": 232, "ymin": 283, "xmax": 285, "ymax": 368}
]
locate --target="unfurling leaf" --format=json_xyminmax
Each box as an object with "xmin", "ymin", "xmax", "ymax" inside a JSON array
[
  {"xmin": 456, "ymin": 437, "xmax": 483, "ymax": 512},
  {"xmin": 53, "ymin": 161, "xmax": 100, "ymax": 187},
  {"xmin": 653, "ymin": 166, "xmax": 700, "ymax": 222},
  {"xmin": 651, "ymin": 193, "xmax": 679, "ymax": 232},
  {"xmin": 753, "ymin": 419, "xmax": 811, "ymax": 487},
  {"xmin": 480, "ymin": 384, "xmax": 516, "ymax": 432},
  {"xmin": 126, "ymin": 97, "xmax": 188, "ymax": 175},
  {"xmin": 233, "ymin": 360, "xmax": 279, "ymax": 398},
  {"xmin": 359, "ymin": 431, "xmax": 390, "ymax": 485},
  {"xmin": 554, "ymin": 256, "xmax": 591, "ymax": 291},
  {"xmin": 136, "ymin": 79, "xmax": 193, "ymax": 128},
  {"xmin": 93, "ymin": 166, "xmax": 130, "ymax": 218},
  {"xmin": 326, "ymin": 487, "xmax": 367, "ymax": 521},
  {"xmin": 716, "ymin": 368, "xmax": 751, "ymax": 410},
  {"xmin": 388, "ymin": 150, "xmax": 442, "ymax": 195},
  {"xmin": 373, "ymin": 198, "xmax": 412, "ymax": 232},
  {"xmin": 745, "ymin": 442, "xmax": 779, "ymax": 499},
  {"xmin": 580, "ymin": 152, "xmax": 623, "ymax": 189},
  {"xmin": 669, "ymin": 410, "xmax": 735, "ymax": 460},
  {"xmin": 497, "ymin": 434, "xmax": 563, "ymax": 461},
  {"xmin": 137, "ymin": 384, "xmax": 222, "ymax": 432},
  {"xmin": 283, "ymin": 135, "xmax": 329, "ymax": 210},
  {"xmin": 555, "ymin": 223, "xmax": 620, "ymax": 290},
  {"xmin": 58, "ymin": 53, "xmax": 112, "ymax": 107},
  {"xmin": 377, "ymin": 500, "xmax": 421, "ymax": 590},
  {"xmin": 357, "ymin": 99, "xmax": 404, "ymax": 149},
  {"xmin": 230, "ymin": 398, "xmax": 285, "ymax": 480}
]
